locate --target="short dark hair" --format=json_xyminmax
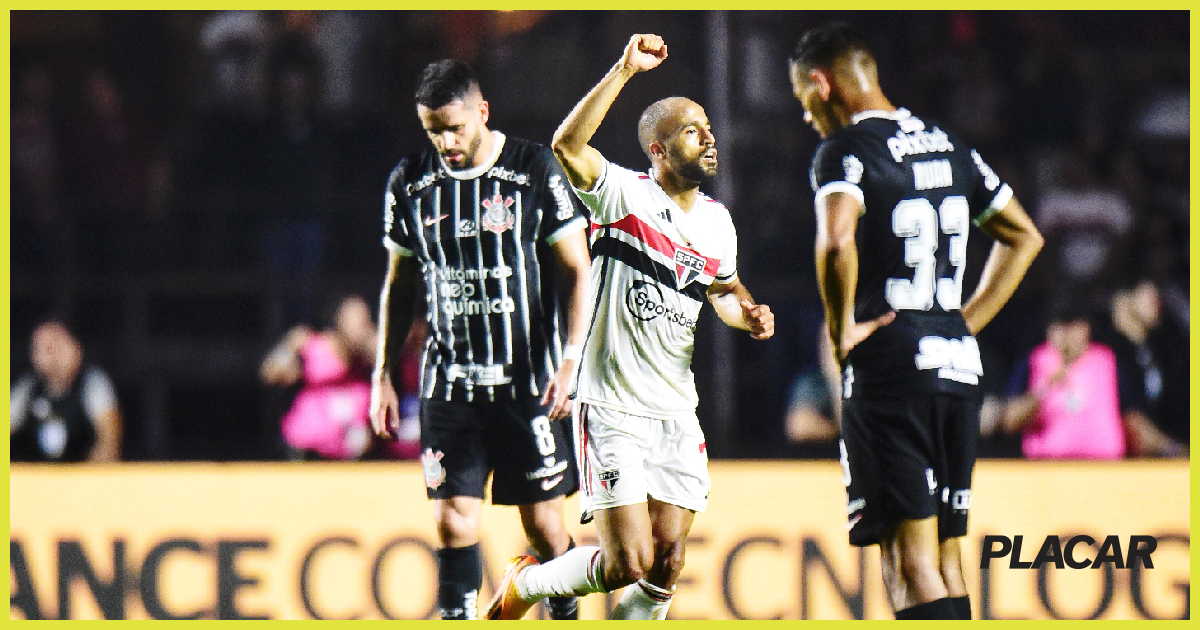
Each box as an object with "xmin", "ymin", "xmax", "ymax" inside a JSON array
[
  {"xmin": 788, "ymin": 23, "xmax": 872, "ymax": 71},
  {"xmin": 415, "ymin": 59, "xmax": 480, "ymax": 109}
]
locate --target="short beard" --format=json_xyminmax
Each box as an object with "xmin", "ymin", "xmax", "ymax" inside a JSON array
[
  {"xmin": 447, "ymin": 130, "xmax": 484, "ymax": 169},
  {"xmin": 669, "ymin": 148, "xmax": 715, "ymax": 183}
]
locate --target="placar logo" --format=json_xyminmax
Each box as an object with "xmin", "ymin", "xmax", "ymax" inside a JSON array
[{"xmin": 674, "ymin": 249, "xmax": 706, "ymax": 289}]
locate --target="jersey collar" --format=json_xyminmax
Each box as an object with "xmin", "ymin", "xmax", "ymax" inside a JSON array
[
  {"xmin": 850, "ymin": 107, "xmax": 911, "ymax": 125},
  {"xmin": 438, "ymin": 130, "xmax": 506, "ymax": 180}
]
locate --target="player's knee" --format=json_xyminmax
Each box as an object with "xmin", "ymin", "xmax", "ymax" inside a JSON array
[
  {"xmin": 939, "ymin": 553, "xmax": 966, "ymax": 595},
  {"xmin": 602, "ymin": 545, "xmax": 653, "ymax": 588},
  {"xmin": 435, "ymin": 508, "xmax": 480, "ymax": 546},
  {"xmin": 651, "ymin": 540, "xmax": 687, "ymax": 583},
  {"xmin": 519, "ymin": 503, "xmax": 568, "ymax": 557},
  {"xmin": 898, "ymin": 550, "xmax": 941, "ymax": 589}
]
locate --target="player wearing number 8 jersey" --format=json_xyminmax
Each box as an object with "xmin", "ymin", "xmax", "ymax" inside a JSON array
[
  {"xmin": 370, "ymin": 60, "xmax": 591, "ymax": 621},
  {"xmin": 789, "ymin": 24, "xmax": 1043, "ymax": 620}
]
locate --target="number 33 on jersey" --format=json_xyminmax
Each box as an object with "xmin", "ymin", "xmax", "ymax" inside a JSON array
[{"xmin": 810, "ymin": 108, "xmax": 1011, "ymax": 397}]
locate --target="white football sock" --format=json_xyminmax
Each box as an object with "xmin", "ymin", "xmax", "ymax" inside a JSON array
[
  {"xmin": 610, "ymin": 579, "xmax": 674, "ymax": 620},
  {"xmin": 517, "ymin": 546, "xmax": 605, "ymax": 601}
]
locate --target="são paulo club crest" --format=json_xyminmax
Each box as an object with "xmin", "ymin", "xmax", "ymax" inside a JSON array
[
  {"xmin": 421, "ymin": 448, "xmax": 446, "ymax": 490},
  {"xmin": 674, "ymin": 249, "xmax": 706, "ymax": 289},
  {"xmin": 481, "ymin": 194, "xmax": 516, "ymax": 234},
  {"xmin": 598, "ymin": 470, "xmax": 620, "ymax": 493}
]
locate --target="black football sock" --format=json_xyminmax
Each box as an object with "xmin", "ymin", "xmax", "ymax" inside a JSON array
[
  {"xmin": 539, "ymin": 538, "xmax": 580, "ymax": 620},
  {"xmin": 895, "ymin": 597, "xmax": 958, "ymax": 620},
  {"xmin": 951, "ymin": 595, "xmax": 971, "ymax": 619},
  {"xmin": 437, "ymin": 544, "xmax": 482, "ymax": 620}
]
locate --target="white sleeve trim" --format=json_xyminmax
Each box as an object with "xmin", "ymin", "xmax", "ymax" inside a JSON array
[
  {"xmin": 81, "ymin": 367, "xmax": 118, "ymax": 422},
  {"xmin": 814, "ymin": 181, "xmax": 866, "ymax": 215},
  {"xmin": 715, "ymin": 271, "xmax": 739, "ymax": 284},
  {"xmin": 10, "ymin": 374, "xmax": 36, "ymax": 430},
  {"xmin": 383, "ymin": 236, "xmax": 414, "ymax": 257},
  {"xmin": 973, "ymin": 184, "xmax": 1013, "ymax": 226},
  {"xmin": 570, "ymin": 158, "xmax": 609, "ymax": 196},
  {"xmin": 545, "ymin": 216, "xmax": 588, "ymax": 246}
]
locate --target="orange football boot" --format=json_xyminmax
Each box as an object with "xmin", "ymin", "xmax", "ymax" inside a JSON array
[{"xmin": 484, "ymin": 555, "xmax": 539, "ymax": 620}]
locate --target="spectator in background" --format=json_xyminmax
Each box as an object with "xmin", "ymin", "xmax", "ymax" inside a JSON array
[
  {"xmin": 1034, "ymin": 155, "xmax": 1133, "ymax": 293},
  {"xmin": 257, "ymin": 32, "xmax": 335, "ymax": 329},
  {"xmin": 1000, "ymin": 300, "xmax": 1125, "ymax": 459},
  {"xmin": 64, "ymin": 66, "xmax": 167, "ymax": 273},
  {"xmin": 11, "ymin": 64, "xmax": 74, "ymax": 276},
  {"xmin": 10, "ymin": 319, "xmax": 122, "ymax": 462},
  {"xmin": 784, "ymin": 327, "xmax": 840, "ymax": 447},
  {"xmin": 261, "ymin": 293, "xmax": 418, "ymax": 460},
  {"xmin": 1098, "ymin": 278, "xmax": 1189, "ymax": 457}
]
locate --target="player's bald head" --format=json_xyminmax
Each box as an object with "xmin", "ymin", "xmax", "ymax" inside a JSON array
[
  {"xmin": 638, "ymin": 96, "xmax": 697, "ymax": 160},
  {"xmin": 415, "ymin": 59, "xmax": 482, "ymax": 109},
  {"xmin": 788, "ymin": 23, "xmax": 879, "ymax": 90}
]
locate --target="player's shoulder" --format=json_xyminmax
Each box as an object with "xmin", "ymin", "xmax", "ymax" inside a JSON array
[
  {"xmin": 696, "ymin": 191, "xmax": 731, "ymax": 215},
  {"xmin": 813, "ymin": 125, "xmax": 870, "ymax": 164},
  {"xmin": 497, "ymin": 134, "xmax": 555, "ymax": 170},
  {"xmin": 696, "ymin": 192, "xmax": 736, "ymax": 228},
  {"xmin": 389, "ymin": 148, "xmax": 438, "ymax": 185}
]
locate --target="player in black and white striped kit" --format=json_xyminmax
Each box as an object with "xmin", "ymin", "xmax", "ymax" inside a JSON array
[{"xmin": 369, "ymin": 60, "xmax": 591, "ymax": 620}]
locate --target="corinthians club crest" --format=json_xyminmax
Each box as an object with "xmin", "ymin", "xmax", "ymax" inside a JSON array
[
  {"xmin": 421, "ymin": 448, "xmax": 446, "ymax": 490},
  {"xmin": 481, "ymin": 194, "xmax": 516, "ymax": 234}
]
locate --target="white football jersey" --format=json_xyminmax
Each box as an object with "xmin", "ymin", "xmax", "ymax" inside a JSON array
[{"xmin": 571, "ymin": 157, "xmax": 738, "ymax": 419}]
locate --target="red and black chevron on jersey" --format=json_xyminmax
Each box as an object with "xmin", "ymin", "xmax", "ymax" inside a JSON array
[{"xmin": 571, "ymin": 157, "xmax": 738, "ymax": 419}]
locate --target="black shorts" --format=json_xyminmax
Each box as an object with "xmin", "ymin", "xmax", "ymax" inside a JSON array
[
  {"xmin": 419, "ymin": 397, "xmax": 578, "ymax": 505},
  {"xmin": 840, "ymin": 393, "xmax": 980, "ymax": 547}
]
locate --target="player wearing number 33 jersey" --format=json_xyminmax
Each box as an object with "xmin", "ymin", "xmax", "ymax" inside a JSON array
[
  {"xmin": 793, "ymin": 24, "xmax": 1042, "ymax": 620},
  {"xmin": 810, "ymin": 107, "xmax": 1009, "ymax": 398}
]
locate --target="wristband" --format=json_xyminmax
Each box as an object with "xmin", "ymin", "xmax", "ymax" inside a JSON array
[{"xmin": 562, "ymin": 344, "xmax": 583, "ymax": 362}]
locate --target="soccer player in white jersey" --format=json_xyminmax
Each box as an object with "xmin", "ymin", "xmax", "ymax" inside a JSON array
[{"xmin": 485, "ymin": 34, "xmax": 774, "ymax": 620}]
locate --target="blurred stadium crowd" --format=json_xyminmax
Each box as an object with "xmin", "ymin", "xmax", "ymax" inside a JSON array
[{"xmin": 9, "ymin": 11, "xmax": 1189, "ymax": 461}]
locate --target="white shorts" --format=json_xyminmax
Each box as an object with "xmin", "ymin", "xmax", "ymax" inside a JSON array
[{"xmin": 574, "ymin": 402, "xmax": 711, "ymax": 523}]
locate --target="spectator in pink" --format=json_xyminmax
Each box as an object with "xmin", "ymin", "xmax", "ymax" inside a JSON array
[
  {"xmin": 261, "ymin": 293, "xmax": 419, "ymax": 460},
  {"xmin": 1001, "ymin": 300, "xmax": 1125, "ymax": 459}
]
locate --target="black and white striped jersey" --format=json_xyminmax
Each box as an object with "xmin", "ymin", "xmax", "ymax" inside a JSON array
[
  {"xmin": 810, "ymin": 108, "xmax": 1012, "ymax": 398},
  {"xmin": 383, "ymin": 132, "xmax": 588, "ymax": 402}
]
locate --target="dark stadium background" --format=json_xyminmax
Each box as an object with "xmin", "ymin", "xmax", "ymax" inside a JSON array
[{"xmin": 9, "ymin": 10, "xmax": 1189, "ymax": 461}]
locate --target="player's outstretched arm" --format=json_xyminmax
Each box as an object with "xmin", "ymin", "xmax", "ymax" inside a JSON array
[
  {"xmin": 707, "ymin": 278, "xmax": 774, "ymax": 340},
  {"xmin": 962, "ymin": 197, "xmax": 1044, "ymax": 335},
  {"xmin": 371, "ymin": 250, "xmax": 419, "ymax": 439},
  {"xmin": 541, "ymin": 229, "xmax": 592, "ymax": 420},
  {"xmin": 552, "ymin": 33, "xmax": 667, "ymax": 191}
]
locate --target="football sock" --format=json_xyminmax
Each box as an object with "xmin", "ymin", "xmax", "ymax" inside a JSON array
[
  {"xmin": 538, "ymin": 539, "xmax": 580, "ymax": 620},
  {"xmin": 436, "ymin": 544, "xmax": 482, "ymax": 620},
  {"xmin": 894, "ymin": 597, "xmax": 958, "ymax": 620},
  {"xmin": 952, "ymin": 595, "xmax": 971, "ymax": 619},
  {"xmin": 518, "ymin": 546, "xmax": 606, "ymax": 601},
  {"xmin": 611, "ymin": 579, "xmax": 674, "ymax": 620}
]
